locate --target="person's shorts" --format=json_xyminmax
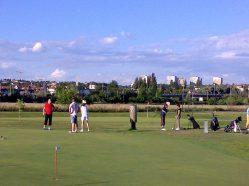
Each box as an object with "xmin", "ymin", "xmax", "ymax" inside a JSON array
[
  {"xmin": 81, "ymin": 115, "xmax": 88, "ymax": 121},
  {"xmin": 71, "ymin": 115, "xmax": 78, "ymax": 124}
]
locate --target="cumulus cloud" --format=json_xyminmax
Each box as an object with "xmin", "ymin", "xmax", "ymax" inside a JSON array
[
  {"xmin": 50, "ymin": 69, "xmax": 66, "ymax": 78},
  {"xmin": 19, "ymin": 42, "xmax": 44, "ymax": 53},
  {"xmin": 101, "ymin": 36, "xmax": 118, "ymax": 45},
  {"xmin": 32, "ymin": 42, "xmax": 44, "ymax": 52}
]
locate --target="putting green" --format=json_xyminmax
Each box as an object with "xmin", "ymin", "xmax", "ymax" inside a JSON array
[{"xmin": 0, "ymin": 112, "xmax": 248, "ymax": 186}]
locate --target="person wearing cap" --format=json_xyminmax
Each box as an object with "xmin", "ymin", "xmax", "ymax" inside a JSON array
[
  {"xmin": 160, "ymin": 102, "xmax": 168, "ymax": 131},
  {"xmin": 80, "ymin": 100, "xmax": 90, "ymax": 132}
]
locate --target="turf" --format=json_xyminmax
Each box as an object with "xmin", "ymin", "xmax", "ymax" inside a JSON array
[{"xmin": 0, "ymin": 111, "xmax": 249, "ymax": 186}]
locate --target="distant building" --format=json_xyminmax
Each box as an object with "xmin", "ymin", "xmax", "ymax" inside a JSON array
[
  {"xmin": 190, "ymin": 76, "xmax": 202, "ymax": 86},
  {"xmin": 167, "ymin": 75, "xmax": 178, "ymax": 85},
  {"xmin": 178, "ymin": 78, "xmax": 187, "ymax": 87},
  {"xmin": 139, "ymin": 75, "xmax": 148, "ymax": 84},
  {"xmin": 89, "ymin": 84, "xmax": 96, "ymax": 90},
  {"xmin": 235, "ymin": 85, "xmax": 244, "ymax": 92},
  {"xmin": 213, "ymin": 77, "xmax": 223, "ymax": 85}
]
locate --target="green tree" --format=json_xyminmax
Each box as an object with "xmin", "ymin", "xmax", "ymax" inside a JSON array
[
  {"xmin": 137, "ymin": 81, "xmax": 147, "ymax": 102},
  {"xmin": 56, "ymin": 85, "xmax": 78, "ymax": 104}
]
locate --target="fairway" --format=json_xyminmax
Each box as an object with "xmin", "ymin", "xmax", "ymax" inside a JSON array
[{"xmin": 0, "ymin": 111, "xmax": 249, "ymax": 186}]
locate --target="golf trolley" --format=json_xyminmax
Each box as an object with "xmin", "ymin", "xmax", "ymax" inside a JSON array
[{"xmin": 224, "ymin": 116, "xmax": 242, "ymax": 133}]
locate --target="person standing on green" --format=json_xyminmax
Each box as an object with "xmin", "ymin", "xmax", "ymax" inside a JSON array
[
  {"xmin": 175, "ymin": 103, "xmax": 182, "ymax": 130},
  {"xmin": 160, "ymin": 103, "xmax": 168, "ymax": 131},
  {"xmin": 43, "ymin": 98, "xmax": 55, "ymax": 130}
]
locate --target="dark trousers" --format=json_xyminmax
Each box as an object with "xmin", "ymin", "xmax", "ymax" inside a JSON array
[
  {"xmin": 161, "ymin": 115, "xmax": 165, "ymax": 127},
  {"xmin": 44, "ymin": 114, "xmax": 53, "ymax": 126}
]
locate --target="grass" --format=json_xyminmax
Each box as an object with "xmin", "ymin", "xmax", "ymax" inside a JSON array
[
  {"xmin": 0, "ymin": 111, "xmax": 249, "ymax": 186},
  {"xmin": 1, "ymin": 102, "xmax": 249, "ymax": 112}
]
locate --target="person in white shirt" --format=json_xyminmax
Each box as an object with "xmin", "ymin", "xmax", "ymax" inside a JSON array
[
  {"xmin": 80, "ymin": 100, "xmax": 90, "ymax": 132},
  {"xmin": 68, "ymin": 97, "xmax": 80, "ymax": 133}
]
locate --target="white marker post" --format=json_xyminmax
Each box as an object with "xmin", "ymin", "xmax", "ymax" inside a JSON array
[
  {"xmin": 54, "ymin": 145, "xmax": 61, "ymax": 180},
  {"xmin": 204, "ymin": 121, "xmax": 208, "ymax": 133}
]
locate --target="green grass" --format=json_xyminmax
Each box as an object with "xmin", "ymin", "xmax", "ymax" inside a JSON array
[{"xmin": 0, "ymin": 111, "xmax": 249, "ymax": 186}]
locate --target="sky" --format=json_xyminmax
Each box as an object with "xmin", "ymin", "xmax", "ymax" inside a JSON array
[{"xmin": 1, "ymin": 0, "xmax": 249, "ymax": 85}]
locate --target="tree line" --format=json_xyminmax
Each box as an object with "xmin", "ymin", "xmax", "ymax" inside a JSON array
[{"xmin": 1, "ymin": 74, "xmax": 249, "ymax": 105}]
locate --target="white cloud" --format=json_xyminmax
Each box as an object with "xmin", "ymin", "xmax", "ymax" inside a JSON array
[
  {"xmin": 101, "ymin": 36, "xmax": 118, "ymax": 45},
  {"xmin": 32, "ymin": 42, "xmax": 44, "ymax": 52},
  {"xmin": 0, "ymin": 62, "xmax": 13, "ymax": 69},
  {"xmin": 19, "ymin": 47, "xmax": 29, "ymax": 53},
  {"xmin": 19, "ymin": 42, "xmax": 44, "ymax": 53},
  {"xmin": 209, "ymin": 30, "xmax": 249, "ymax": 50},
  {"xmin": 216, "ymin": 51, "xmax": 236, "ymax": 59},
  {"xmin": 50, "ymin": 69, "xmax": 66, "ymax": 78}
]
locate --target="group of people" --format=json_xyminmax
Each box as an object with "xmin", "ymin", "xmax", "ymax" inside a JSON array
[
  {"xmin": 160, "ymin": 103, "xmax": 182, "ymax": 131},
  {"xmin": 160, "ymin": 102, "xmax": 249, "ymax": 132},
  {"xmin": 42, "ymin": 98, "xmax": 90, "ymax": 133},
  {"xmin": 42, "ymin": 98, "xmax": 249, "ymax": 133},
  {"xmin": 68, "ymin": 98, "xmax": 90, "ymax": 133}
]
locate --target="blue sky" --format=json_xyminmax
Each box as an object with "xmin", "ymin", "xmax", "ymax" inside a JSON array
[{"xmin": 1, "ymin": 0, "xmax": 249, "ymax": 85}]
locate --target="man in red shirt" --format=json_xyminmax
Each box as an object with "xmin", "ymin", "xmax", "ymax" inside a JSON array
[{"xmin": 43, "ymin": 98, "xmax": 55, "ymax": 130}]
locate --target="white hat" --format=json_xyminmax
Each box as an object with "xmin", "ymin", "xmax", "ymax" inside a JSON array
[{"xmin": 82, "ymin": 100, "xmax": 87, "ymax": 104}]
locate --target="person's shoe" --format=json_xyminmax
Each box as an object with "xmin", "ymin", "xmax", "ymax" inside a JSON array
[
  {"xmin": 161, "ymin": 128, "xmax": 166, "ymax": 131},
  {"xmin": 80, "ymin": 129, "xmax": 83, "ymax": 132},
  {"xmin": 88, "ymin": 129, "xmax": 90, "ymax": 132},
  {"xmin": 48, "ymin": 127, "xmax": 51, "ymax": 130},
  {"xmin": 175, "ymin": 128, "xmax": 180, "ymax": 131}
]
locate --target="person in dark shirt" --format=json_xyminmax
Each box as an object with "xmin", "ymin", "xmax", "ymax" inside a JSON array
[
  {"xmin": 175, "ymin": 103, "xmax": 182, "ymax": 130},
  {"xmin": 160, "ymin": 103, "xmax": 168, "ymax": 131}
]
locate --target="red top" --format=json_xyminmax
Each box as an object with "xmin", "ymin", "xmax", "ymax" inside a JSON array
[{"xmin": 44, "ymin": 102, "xmax": 54, "ymax": 115}]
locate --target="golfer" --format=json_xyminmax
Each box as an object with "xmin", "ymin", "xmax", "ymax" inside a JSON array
[
  {"xmin": 246, "ymin": 107, "xmax": 249, "ymax": 131},
  {"xmin": 43, "ymin": 98, "xmax": 55, "ymax": 130},
  {"xmin": 80, "ymin": 100, "xmax": 90, "ymax": 132},
  {"xmin": 69, "ymin": 97, "xmax": 80, "ymax": 133},
  {"xmin": 175, "ymin": 103, "xmax": 182, "ymax": 130},
  {"xmin": 160, "ymin": 102, "xmax": 168, "ymax": 130}
]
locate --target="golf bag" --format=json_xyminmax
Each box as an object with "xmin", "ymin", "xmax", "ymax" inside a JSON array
[
  {"xmin": 224, "ymin": 116, "xmax": 242, "ymax": 133},
  {"xmin": 187, "ymin": 114, "xmax": 200, "ymax": 129},
  {"xmin": 210, "ymin": 113, "xmax": 220, "ymax": 131}
]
